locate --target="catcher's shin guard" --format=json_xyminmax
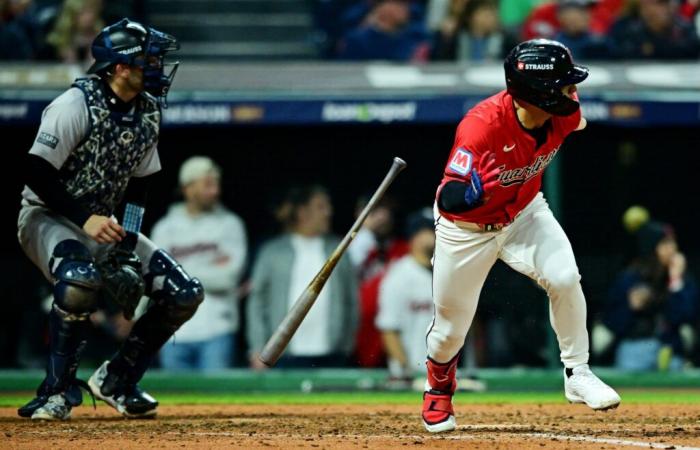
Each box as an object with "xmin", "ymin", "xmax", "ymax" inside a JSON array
[
  {"xmin": 107, "ymin": 250, "xmax": 203, "ymax": 387},
  {"xmin": 18, "ymin": 305, "xmax": 93, "ymax": 418}
]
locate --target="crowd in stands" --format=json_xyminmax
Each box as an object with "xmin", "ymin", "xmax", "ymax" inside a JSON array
[
  {"xmin": 0, "ymin": 0, "xmax": 141, "ymax": 62},
  {"xmin": 315, "ymin": 0, "xmax": 700, "ymax": 61},
  {"xmin": 3, "ymin": 1, "xmax": 700, "ymax": 62}
]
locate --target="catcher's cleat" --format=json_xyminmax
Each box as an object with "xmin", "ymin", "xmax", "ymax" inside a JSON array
[
  {"xmin": 88, "ymin": 361, "xmax": 158, "ymax": 418},
  {"xmin": 422, "ymin": 389, "xmax": 456, "ymax": 433},
  {"xmin": 29, "ymin": 394, "xmax": 73, "ymax": 421},
  {"xmin": 564, "ymin": 364, "xmax": 621, "ymax": 411},
  {"xmin": 19, "ymin": 378, "xmax": 93, "ymax": 420}
]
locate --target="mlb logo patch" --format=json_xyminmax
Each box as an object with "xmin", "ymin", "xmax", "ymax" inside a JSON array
[
  {"xmin": 449, "ymin": 148, "xmax": 472, "ymax": 176},
  {"xmin": 517, "ymin": 61, "xmax": 525, "ymax": 71},
  {"xmin": 36, "ymin": 132, "xmax": 59, "ymax": 149}
]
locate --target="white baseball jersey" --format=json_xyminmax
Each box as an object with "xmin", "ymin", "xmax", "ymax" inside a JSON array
[
  {"xmin": 151, "ymin": 203, "xmax": 247, "ymax": 342},
  {"xmin": 376, "ymin": 255, "xmax": 434, "ymax": 373}
]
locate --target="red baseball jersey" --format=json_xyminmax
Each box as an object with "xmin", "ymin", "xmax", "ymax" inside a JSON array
[{"xmin": 436, "ymin": 90, "xmax": 581, "ymax": 225}]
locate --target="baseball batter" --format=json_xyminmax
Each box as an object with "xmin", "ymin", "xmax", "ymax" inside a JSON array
[
  {"xmin": 422, "ymin": 39, "xmax": 621, "ymax": 433},
  {"xmin": 17, "ymin": 19, "xmax": 204, "ymax": 420}
]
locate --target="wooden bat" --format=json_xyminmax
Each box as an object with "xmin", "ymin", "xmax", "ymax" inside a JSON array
[{"xmin": 259, "ymin": 157, "xmax": 408, "ymax": 367}]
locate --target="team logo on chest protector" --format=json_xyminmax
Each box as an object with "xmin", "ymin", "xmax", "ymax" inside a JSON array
[
  {"xmin": 59, "ymin": 78, "xmax": 160, "ymax": 216},
  {"xmin": 498, "ymin": 146, "xmax": 560, "ymax": 186}
]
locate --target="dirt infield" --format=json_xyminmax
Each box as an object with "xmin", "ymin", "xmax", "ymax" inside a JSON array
[{"xmin": 2, "ymin": 402, "xmax": 700, "ymax": 449}]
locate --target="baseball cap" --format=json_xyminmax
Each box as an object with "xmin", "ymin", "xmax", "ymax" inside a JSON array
[
  {"xmin": 405, "ymin": 207, "xmax": 434, "ymax": 239},
  {"xmin": 179, "ymin": 156, "xmax": 221, "ymax": 187},
  {"xmin": 636, "ymin": 221, "xmax": 675, "ymax": 257}
]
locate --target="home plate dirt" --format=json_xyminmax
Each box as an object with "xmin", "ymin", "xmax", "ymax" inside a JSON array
[{"xmin": 2, "ymin": 403, "xmax": 700, "ymax": 449}]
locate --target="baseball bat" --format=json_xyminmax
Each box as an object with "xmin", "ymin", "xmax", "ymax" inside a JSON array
[{"xmin": 258, "ymin": 157, "xmax": 408, "ymax": 367}]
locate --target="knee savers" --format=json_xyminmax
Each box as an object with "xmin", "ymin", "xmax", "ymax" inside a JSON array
[
  {"xmin": 146, "ymin": 250, "xmax": 204, "ymax": 324},
  {"xmin": 50, "ymin": 240, "xmax": 102, "ymax": 318}
]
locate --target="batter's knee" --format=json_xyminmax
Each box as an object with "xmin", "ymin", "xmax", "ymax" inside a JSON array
[
  {"xmin": 146, "ymin": 249, "xmax": 204, "ymax": 327},
  {"xmin": 544, "ymin": 269, "xmax": 581, "ymax": 294},
  {"xmin": 50, "ymin": 239, "xmax": 102, "ymax": 317},
  {"xmin": 427, "ymin": 329, "xmax": 466, "ymax": 361}
]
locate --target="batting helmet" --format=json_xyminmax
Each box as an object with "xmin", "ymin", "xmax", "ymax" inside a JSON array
[
  {"xmin": 87, "ymin": 18, "xmax": 180, "ymax": 104},
  {"xmin": 504, "ymin": 39, "xmax": 588, "ymax": 116}
]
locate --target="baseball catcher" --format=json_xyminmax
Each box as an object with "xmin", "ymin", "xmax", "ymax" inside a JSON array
[{"xmin": 17, "ymin": 18, "xmax": 204, "ymax": 420}]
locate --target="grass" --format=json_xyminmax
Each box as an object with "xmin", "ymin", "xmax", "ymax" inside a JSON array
[{"xmin": 1, "ymin": 389, "xmax": 698, "ymax": 408}]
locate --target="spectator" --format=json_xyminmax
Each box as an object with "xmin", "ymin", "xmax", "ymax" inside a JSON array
[
  {"xmin": 340, "ymin": 0, "xmax": 426, "ymax": 34},
  {"xmin": 47, "ymin": 0, "xmax": 103, "ymax": 64},
  {"xmin": 376, "ymin": 208, "xmax": 435, "ymax": 378},
  {"xmin": 337, "ymin": 0, "xmax": 430, "ymax": 61},
  {"xmin": 349, "ymin": 196, "xmax": 408, "ymax": 368},
  {"xmin": 523, "ymin": 0, "xmax": 624, "ymax": 40},
  {"xmin": 432, "ymin": 0, "xmax": 504, "ymax": 61},
  {"xmin": 348, "ymin": 195, "xmax": 407, "ymax": 279},
  {"xmin": 426, "ymin": 0, "xmax": 467, "ymax": 33},
  {"xmin": 607, "ymin": 0, "xmax": 700, "ymax": 59},
  {"xmin": 603, "ymin": 221, "xmax": 698, "ymax": 371},
  {"xmin": 679, "ymin": 0, "xmax": 700, "ymax": 21},
  {"xmin": 246, "ymin": 185, "xmax": 358, "ymax": 369},
  {"xmin": 554, "ymin": 0, "xmax": 608, "ymax": 58},
  {"xmin": 0, "ymin": 0, "xmax": 34, "ymax": 59},
  {"xmin": 153, "ymin": 156, "xmax": 248, "ymax": 370}
]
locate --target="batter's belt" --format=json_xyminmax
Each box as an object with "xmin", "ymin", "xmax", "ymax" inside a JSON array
[{"xmin": 452, "ymin": 220, "xmax": 511, "ymax": 232}]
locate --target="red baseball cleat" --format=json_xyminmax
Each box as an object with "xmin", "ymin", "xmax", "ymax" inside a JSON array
[
  {"xmin": 422, "ymin": 355, "xmax": 459, "ymax": 433},
  {"xmin": 422, "ymin": 389, "xmax": 456, "ymax": 433}
]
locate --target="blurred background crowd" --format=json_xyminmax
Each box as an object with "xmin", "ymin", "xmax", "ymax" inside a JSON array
[
  {"xmin": 1, "ymin": 0, "xmax": 700, "ymax": 63},
  {"xmin": 1, "ymin": 0, "xmax": 698, "ymax": 377}
]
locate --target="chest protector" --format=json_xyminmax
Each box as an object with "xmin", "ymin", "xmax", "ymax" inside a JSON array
[{"xmin": 59, "ymin": 78, "xmax": 160, "ymax": 216}]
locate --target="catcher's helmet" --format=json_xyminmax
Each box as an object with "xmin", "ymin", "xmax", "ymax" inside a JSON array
[
  {"xmin": 87, "ymin": 18, "xmax": 180, "ymax": 105},
  {"xmin": 504, "ymin": 39, "xmax": 588, "ymax": 116}
]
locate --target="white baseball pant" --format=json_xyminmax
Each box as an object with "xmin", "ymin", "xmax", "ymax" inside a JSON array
[{"xmin": 427, "ymin": 192, "xmax": 589, "ymax": 368}]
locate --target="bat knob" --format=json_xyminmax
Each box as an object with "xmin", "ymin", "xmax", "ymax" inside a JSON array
[{"xmin": 393, "ymin": 157, "xmax": 407, "ymax": 170}]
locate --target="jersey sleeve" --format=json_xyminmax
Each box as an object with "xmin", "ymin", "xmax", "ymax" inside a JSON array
[
  {"xmin": 28, "ymin": 88, "xmax": 89, "ymax": 170},
  {"xmin": 375, "ymin": 264, "xmax": 406, "ymax": 331},
  {"xmin": 442, "ymin": 114, "xmax": 492, "ymax": 182},
  {"xmin": 555, "ymin": 91, "xmax": 583, "ymax": 136},
  {"xmin": 132, "ymin": 142, "xmax": 162, "ymax": 177}
]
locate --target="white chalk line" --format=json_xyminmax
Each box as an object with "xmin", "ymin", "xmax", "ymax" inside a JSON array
[
  {"xmin": 13, "ymin": 426, "xmax": 700, "ymax": 449},
  {"xmin": 524, "ymin": 432, "xmax": 700, "ymax": 450}
]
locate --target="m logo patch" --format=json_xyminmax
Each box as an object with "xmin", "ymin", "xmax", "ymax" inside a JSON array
[
  {"xmin": 37, "ymin": 132, "xmax": 59, "ymax": 149},
  {"xmin": 449, "ymin": 148, "xmax": 473, "ymax": 176}
]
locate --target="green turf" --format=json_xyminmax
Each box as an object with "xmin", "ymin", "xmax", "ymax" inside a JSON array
[{"xmin": 1, "ymin": 390, "xmax": 698, "ymax": 408}]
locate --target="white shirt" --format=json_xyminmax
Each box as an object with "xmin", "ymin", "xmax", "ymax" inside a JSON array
[
  {"xmin": 288, "ymin": 234, "xmax": 331, "ymax": 356},
  {"xmin": 150, "ymin": 203, "xmax": 247, "ymax": 342},
  {"xmin": 376, "ymin": 255, "xmax": 434, "ymax": 373}
]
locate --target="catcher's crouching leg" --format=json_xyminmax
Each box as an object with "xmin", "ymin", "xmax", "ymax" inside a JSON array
[
  {"xmin": 88, "ymin": 249, "xmax": 203, "ymax": 417},
  {"xmin": 19, "ymin": 239, "xmax": 102, "ymax": 419}
]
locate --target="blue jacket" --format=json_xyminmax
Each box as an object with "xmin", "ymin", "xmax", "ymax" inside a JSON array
[{"xmin": 603, "ymin": 269, "xmax": 698, "ymax": 354}]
